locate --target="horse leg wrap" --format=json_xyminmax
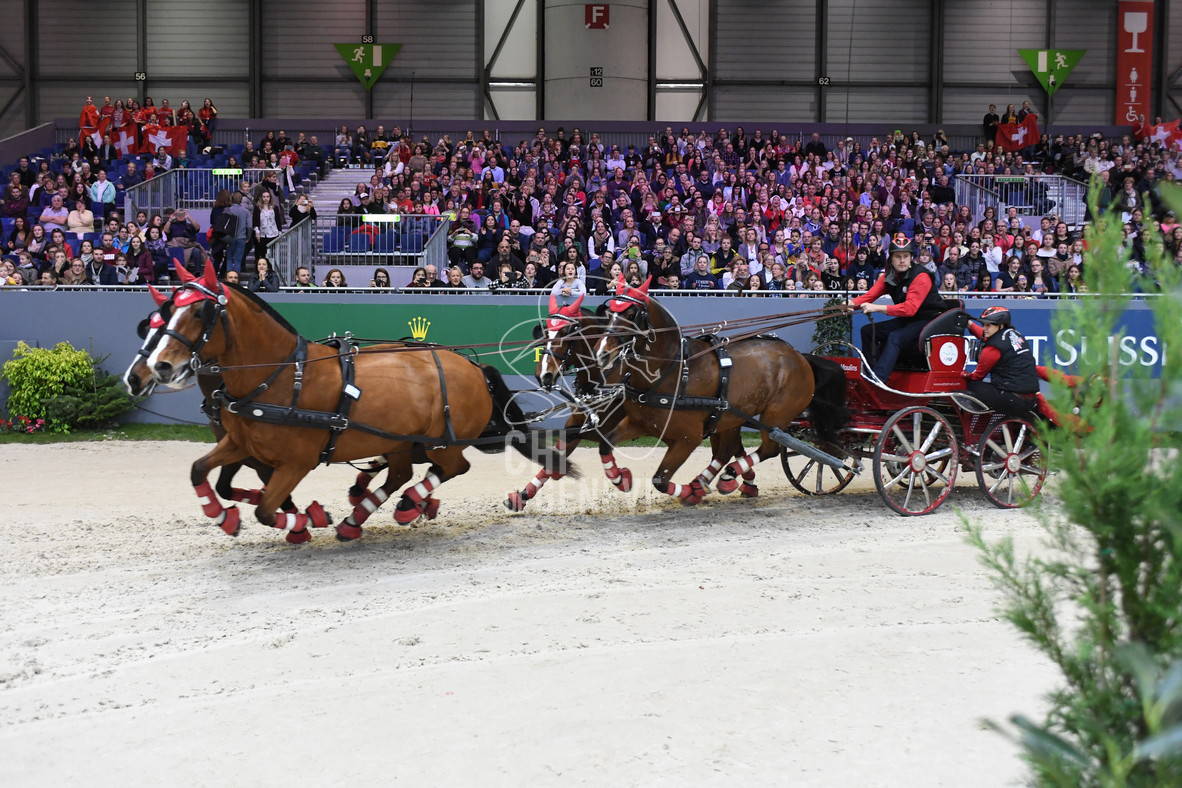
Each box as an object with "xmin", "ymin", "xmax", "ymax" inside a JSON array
[
  {"xmin": 347, "ymin": 489, "xmax": 389, "ymax": 528},
  {"xmin": 421, "ymin": 497, "xmax": 440, "ymax": 521},
  {"xmin": 524, "ymin": 470, "xmax": 552, "ymax": 499},
  {"xmin": 394, "ymin": 496, "xmax": 424, "ymax": 525},
  {"xmin": 716, "ymin": 471, "xmax": 739, "ymax": 495},
  {"xmin": 739, "ymin": 481, "xmax": 759, "ymax": 498},
  {"xmin": 347, "ymin": 470, "xmax": 377, "ymax": 507},
  {"xmin": 404, "ymin": 472, "xmax": 441, "ymax": 506},
  {"xmin": 228, "ymin": 487, "xmax": 263, "ymax": 505},
  {"xmin": 213, "ymin": 506, "xmax": 241, "ymax": 537},
  {"xmin": 194, "ymin": 481, "xmax": 224, "ymax": 519},
  {"xmin": 602, "ymin": 454, "xmax": 633, "ymax": 493},
  {"xmin": 698, "ymin": 459, "xmax": 724, "ymax": 486},
  {"xmin": 305, "ymin": 500, "xmax": 332, "ymax": 528},
  {"xmin": 270, "ymin": 511, "xmax": 311, "ymax": 544},
  {"xmin": 741, "ymin": 469, "xmax": 756, "ymax": 481}
]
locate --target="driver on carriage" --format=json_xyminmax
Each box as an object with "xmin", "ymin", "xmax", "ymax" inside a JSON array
[
  {"xmin": 964, "ymin": 306, "xmax": 1040, "ymax": 417},
  {"xmin": 848, "ymin": 232, "xmax": 957, "ymax": 382}
]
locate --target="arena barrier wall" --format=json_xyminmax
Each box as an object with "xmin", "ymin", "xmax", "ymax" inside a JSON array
[{"xmin": 0, "ymin": 291, "xmax": 1162, "ymax": 425}]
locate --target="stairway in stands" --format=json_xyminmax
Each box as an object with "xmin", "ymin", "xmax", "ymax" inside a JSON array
[{"xmin": 311, "ymin": 167, "xmax": 369, "ymax": 218}]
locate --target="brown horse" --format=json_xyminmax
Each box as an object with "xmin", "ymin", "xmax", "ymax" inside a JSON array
[
  {"xmin": 589, "ymin": 277, "xmax": 848, "ymax": 502},
  {"xmin": 505, "ymin": 293, "xmax": 641, "ymax": 510},
  {"xmin": 124, "ymin": 288, "xmax": 387, "ymax": 519},
  {"xmin": 124, "ymin": 262, "xmax": 573, "ymax": 543}
]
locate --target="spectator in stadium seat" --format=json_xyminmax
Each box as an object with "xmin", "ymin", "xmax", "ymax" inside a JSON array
[
  {"xmin": 88, "ymin": 170, "xmax": 116, "ymax": 206},
  {"xmin": 683, "ymin": 256, "xmax": 719, "ymax": 290},
  {"xmin": 292, "ymin": 266, "xmax": 315, "ymax": 287},
  {"xmin": 153, "ymin": 146, "xmax": 173, "ymax": 171},
  {"xmin": 249, "ymin": 257, "xmax": 281, "ymax": 293},
  {"xmin": 39, "ymin": 194, "xmax": 68, "ymax": 233},
  {"xmin": 66, "ymin": 199, "xmax": 94, "ymax": 237},
  {"xmin": 461, "ymin": 260, "xmax": 492, "ymax": 290},
  {"xmin": 97, "ymin": 134, "xmax": 117, "ymax": 162},
  {"xmin": 288, "ymin": 194, "xmax": 316, "ymax": 228},
  {"xmin": 322, "ymin": 268, "xmax": 347, "ymax": 287},
  {"xmin": 3, "ymin": 185, "xmax": 28, "ymax": 219}
]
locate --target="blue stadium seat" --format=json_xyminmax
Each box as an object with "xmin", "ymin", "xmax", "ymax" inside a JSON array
[
  {"xmin": 345, "ymin": 232, "xmax": 372, "ymax": 253},
  {"xmin": 84, "ymin": 232, "xmax": 102, "ymax": 244},
  {"xmin": 373, "ymin": 230, "xmax": 399, "ymax": 254},
  {"xmin": 322, "ymin": 227, "xmax": 347, "ymax": 254},
  {"xmin": 0, "ymin": 217, "xmax": 13, "ymax": 236},
  {"xmin": 169, "ymin": 247, "xmax": 187, "ymax": 270}
]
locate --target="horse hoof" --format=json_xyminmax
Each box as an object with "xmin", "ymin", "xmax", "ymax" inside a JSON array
[
  {"xmin": 346, "ymin": 485, "xmax": 367, "ymax": 507},
  {"xmin": 219, "ymin": 506, "xmax": 241, "ymax": 536},
  {"xmin": 335, "ymin": 522, "xmax": 363, "ymax": 541},
  {"xmin": 613, "ymin": 467, "xmax": 633, "ymax": 493},
  {"xmin": 285, "ymin": 528, "xmax": 312, "ymax": 545},
  {"xmin": 306, "ymin": 500, "xmax": 332, "ymax": 528},
  {"xmin": 422, "ymin": 497, "xmax": 440, "ymax": 521},
  {"xmin": 393, "ymin": 500, "xmax": 421, "ymax": 525},
  {"xmin": 504, "ymin": 491, "xmax": 525, "ymax": 512},
  {"xmin": 740, "ymin": 482, "xmax": 759, "ymax": 498},
  {"xmin": 716, "ymin": 475, "xmax": 738, "ymax": 495}
]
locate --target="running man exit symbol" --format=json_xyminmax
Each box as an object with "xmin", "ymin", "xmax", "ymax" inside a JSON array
[
  {"xmin": 334, "ymin": 43, "xmax": 402, "ymax": 90},
  {"xmin": 585, "ymin": 4, "xmax": 610, "ymax": 29}
]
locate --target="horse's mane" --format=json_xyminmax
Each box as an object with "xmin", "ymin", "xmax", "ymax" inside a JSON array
[{"xmin": 225, "ymin": 282, "xmax": 301, "ymax": 336}]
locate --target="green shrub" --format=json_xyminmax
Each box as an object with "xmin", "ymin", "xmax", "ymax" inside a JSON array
[
  {"xmin": 967, "ymin": 182, "xmax": 1182, "ymax": 786},
  {"xmin": 2, "ymin": 341, "xmax": 136, "ymax": 433}
]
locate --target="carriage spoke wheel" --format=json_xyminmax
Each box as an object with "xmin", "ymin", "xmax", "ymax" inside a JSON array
[
  {"xmin": 873, "ymin": 406, "xmax": 959, "ymax": 516},
  {"xmin": 781, "ymin": 445, "xmax": 855, "ymax": 495},
  {"xmin": 974, "ymin": 418, "xmax": 1046, "ymax": 508}
]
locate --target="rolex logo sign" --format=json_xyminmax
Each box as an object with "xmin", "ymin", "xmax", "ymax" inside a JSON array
[{"xmin": 408, "ymin": 316, "xmax": 431, "ymax": 341}]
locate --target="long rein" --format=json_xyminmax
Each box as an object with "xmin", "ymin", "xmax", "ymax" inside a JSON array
[{"xmin": 201, "ymin": 304, "xmax": 848, "ymax": 373}]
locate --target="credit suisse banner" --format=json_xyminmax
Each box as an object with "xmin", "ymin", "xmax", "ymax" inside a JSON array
[{"xmin": 1114, "ymin": 0, "xmax": 1154, "ymax": 126}]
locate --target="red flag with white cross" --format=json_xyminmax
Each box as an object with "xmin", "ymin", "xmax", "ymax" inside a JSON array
[
  {"xmin": 994, "ymin": 114, "xmax": 1040, "ymax": 152},
  {"xmin": 140, "ymin": 123, "xmax": 187, "ymax": 155}
]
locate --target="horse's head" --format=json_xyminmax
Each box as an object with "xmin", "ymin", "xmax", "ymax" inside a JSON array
[
  {"xmin": 535, "ymin": 292, "xmax": 585, "ymax": 390},
  {"xmin": 124, "ymin": 260, "xmax": 227, "ymax": 394},
  {"xmin": 594, "ymin": 275, "xmax": 653, "ymax": 371}
]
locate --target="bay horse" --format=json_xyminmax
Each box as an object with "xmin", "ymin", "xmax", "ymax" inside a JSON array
[
  {"xmin": 587, "ymin": 277, "xmax": 848, "ymax": 502},
  {"xmin": 505, "ymin": 293, "xmax": 643, "ymax": 510},
  {"xmin": 124, "ymin": 261, "xmax": 573, "ymax": 543},
  {"xmin": 125, "ymin": 289, "xmax": 388, "ymax": 519}
]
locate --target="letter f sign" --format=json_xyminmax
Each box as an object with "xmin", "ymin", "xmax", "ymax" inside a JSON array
[{"xmin": 585, "ymin": 4, "xmax": 610, "ymax": 29}]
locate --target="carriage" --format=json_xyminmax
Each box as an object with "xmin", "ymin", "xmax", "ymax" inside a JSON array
[{"xmin": 779, "ymin": 307, "xmax": 1051, "ymax": 516}]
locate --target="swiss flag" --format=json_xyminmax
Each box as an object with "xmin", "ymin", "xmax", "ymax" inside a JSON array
[
  {"xmin": 995, "ymin": 114, "xmax": 1040, "ymax": 152},
  {"xmin": 140, "ymin": 123, "xmax": 187, "ymax": 155},
  {"xmin": 80, "ymin": 116, "xmax": 111, "ymax": 148},
  {"xmin": 114, "ymin": 127, "xmax": 137, "ymax": 158},
  {"xmin": 1136, "ymin": 120, "xmax": 1182, "ymax": 151}
]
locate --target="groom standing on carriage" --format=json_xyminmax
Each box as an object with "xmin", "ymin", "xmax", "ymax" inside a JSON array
[{"xmin": 847, "ymin": 232, "xmax": 958, "ymax": 382}]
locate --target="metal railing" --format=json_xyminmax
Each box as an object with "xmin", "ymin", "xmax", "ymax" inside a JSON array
[
  {"xmin": 265, "ymin": 218, "xmax": 313, "ymax": 285},
  {"xmin": 316, "ymin": 213, "xmax": 451, "ymax": 265},
  {"xmin": 123, "ymin": 167, "xmax": 281, "ymax": 217},
  {"xmin": 953, "ymin": 174, "xmax": 1087, "ymax": 227}
]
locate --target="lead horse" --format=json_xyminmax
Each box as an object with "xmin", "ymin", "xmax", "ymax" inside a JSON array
[{"xmin": 124, "ymin": 262, "xmax": 573, "ymax": 543}]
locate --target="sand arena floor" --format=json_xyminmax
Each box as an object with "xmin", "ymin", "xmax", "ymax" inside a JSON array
[{"xmin": 0, "ymin": 440, "xmax": 1054, "ymax": 786}]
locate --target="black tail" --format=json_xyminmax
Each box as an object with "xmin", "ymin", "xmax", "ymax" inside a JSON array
[
  {"xmin": 803, "ymin": 354, "xmax": 850, "ymax": 445},
  {"xmin": 480, "ymin": 365, "xmax": 580, "ymax": 479}
]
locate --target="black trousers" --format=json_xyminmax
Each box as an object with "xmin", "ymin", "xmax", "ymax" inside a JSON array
[{"xmin": 966, "ymin": 379, "xmax": 1038, "ymax": 418}]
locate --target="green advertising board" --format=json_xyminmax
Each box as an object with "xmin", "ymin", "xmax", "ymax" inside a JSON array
[{"xmin": 272, "ymin": 301, "xmax": 546, "ymax": 375}]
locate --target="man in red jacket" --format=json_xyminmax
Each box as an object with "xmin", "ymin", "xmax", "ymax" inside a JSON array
[{"xmin": 849, "ymin": 232, "xmax": 952, "ymax": 382}]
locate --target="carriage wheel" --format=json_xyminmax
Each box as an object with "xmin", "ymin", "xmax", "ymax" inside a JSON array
[
  {"xmin": 780, "ymin": 446, "xmax": 855, "ymax": 495},
  {"xmin": 873, "ymin": 406, "xmax": 959, "ymax": 516},
  {"xmin": 974, "ymin": 418, "xmax": 1046, "ymax": 508}
]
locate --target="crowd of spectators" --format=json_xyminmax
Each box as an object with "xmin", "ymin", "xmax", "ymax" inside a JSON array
[
  {"xmin": 361, "ymin": 116, "xmax": 1177, "ymax": 297},
  {"xmin": 0, "ymin": 95, "xmax": 336, "ymax": 286},
  {"xmin": 4, "ymin": 103, "xmax": 1182, "ymax": 292}
]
